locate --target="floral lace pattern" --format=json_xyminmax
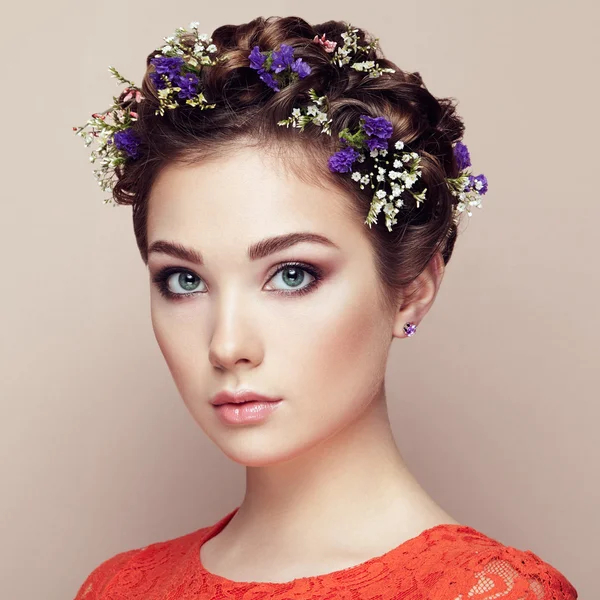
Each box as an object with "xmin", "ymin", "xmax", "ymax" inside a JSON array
[{"xmin": 74, "ymin": 508, "xmax": 578, "ymax": 599}]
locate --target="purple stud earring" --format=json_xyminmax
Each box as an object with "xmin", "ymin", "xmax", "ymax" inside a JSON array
[{"xmin": 403, "ymin": 322, "xmax": 417, "ymax": 337}]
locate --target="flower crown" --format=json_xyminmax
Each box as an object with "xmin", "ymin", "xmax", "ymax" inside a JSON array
[{"xmin": 73, "ymin": 22, "xmax": 488, "ymax": 232}]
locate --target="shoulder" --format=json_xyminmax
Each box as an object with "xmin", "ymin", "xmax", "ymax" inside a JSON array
[
  {"xmin": 422, "ymin": 525, "xmax": 579, "ymax": 600},
  {"xmin": 73, "ymin": 548, "xmax": 141, "ymax": 600},
  {"xmin": 73, "ymin": 524, "xmax": 212, "ymax": 600},
  {"xmin": 468, "ymin": 544, "xmax": 578, "ymax": 600}
]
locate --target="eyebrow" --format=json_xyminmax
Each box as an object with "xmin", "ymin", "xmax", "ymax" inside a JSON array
[{"xmin": 148, "ymin": 232, "xmax": 340, "ymax": 265}]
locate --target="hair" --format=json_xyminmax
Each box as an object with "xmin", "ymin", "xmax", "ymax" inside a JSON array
[{"xmin": 112, "ymin": 15, "xmax": 467, "ymax": 313}]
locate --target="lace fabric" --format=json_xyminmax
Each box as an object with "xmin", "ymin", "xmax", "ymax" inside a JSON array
[{"xmin": 73, "ymin": 507, "xmax": 578, "ymax": 599}]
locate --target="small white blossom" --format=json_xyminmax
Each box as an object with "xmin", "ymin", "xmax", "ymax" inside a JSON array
[
  {"xmin": 395, "ymin": 140, "xmax": 404, "ymax": 150},
  {"xmin": 376, "ymin": 189, "xmax": 387, "ymax": 199},
  {"xmin": 351, "ymin": 172, "xmax": 361, "ymax": 181},
  {"xmin": 393, "ymin": 159, "xmax": 403, "ymax": 169},
  {"xmin": 401, "ymin": 153, "xmax": 411, "ymax": 162},
  {"xmin": 404, "ymin": 174, "xmax": 417, "ymax": 188}
]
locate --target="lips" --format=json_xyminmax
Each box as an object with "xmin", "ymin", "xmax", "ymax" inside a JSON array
[{"xmin": 211, "ymin": 389, "xmax": 282, "ymax": 406}]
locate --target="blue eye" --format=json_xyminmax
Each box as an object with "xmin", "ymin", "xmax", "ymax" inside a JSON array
[{"xmin": 151, "ymin": 261, "xmax": 324, "ymax": 301}]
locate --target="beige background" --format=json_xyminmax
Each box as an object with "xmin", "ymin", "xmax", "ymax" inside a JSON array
[{"xmin": 1, "ymin": 1, "xmax": 597, "ymax": 598}]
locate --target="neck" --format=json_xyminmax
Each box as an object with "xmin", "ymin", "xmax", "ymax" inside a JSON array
[{"xmin": 227, "ymin": 387, "xmax": 445, "ymax": 547}]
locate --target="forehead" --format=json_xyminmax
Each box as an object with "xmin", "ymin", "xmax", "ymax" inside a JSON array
[{"xmin": 146, "ymin": 146, "xmax": 363, "ymax": 249}]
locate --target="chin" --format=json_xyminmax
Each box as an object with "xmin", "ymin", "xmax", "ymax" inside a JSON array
[{"xmin": 209, "ymin": 429, "xmax": 321, "ymax": 468}]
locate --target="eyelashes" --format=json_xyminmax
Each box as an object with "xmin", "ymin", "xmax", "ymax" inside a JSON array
[{"xmin": 151, "ymin": 261, "xmax": 324, "ymax": 301}]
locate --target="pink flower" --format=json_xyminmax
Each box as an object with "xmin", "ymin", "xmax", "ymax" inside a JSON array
[
  {"xmin": 122, "ymin": 88, "xmax": 144, "ymax": 103},
  {"xmin": 313, "ymin": 33, "xmax": 337, "ymax": 53}
]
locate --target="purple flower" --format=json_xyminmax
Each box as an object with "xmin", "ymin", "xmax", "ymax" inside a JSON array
[
  {"xmin": 112, "ymin": 128, "xmax": 141, "ymax": 159},
  {"xmin": 454, "ymin": 142, "xmax": 471, "ymax": 170},
  {"xmin": 361, "ymin": 115, "xmax": 393, "ymax": 139},
  {"xmin": 291, "ymin": 57, "xmax": 311, "ymax": 78},
  {"xmin": 150, "ymin": 56, "xmax": 184, "ymax": 81},
  {"xmin": 249, "ymin": 46, "xmax": 266, "ymax": 71},
  {"xmin": 175, "ymin": 72, "xmax": 199, "ymax": 99},
  {"xmin": 365, "ymin": 137, "xmax": 389, "ymax": 151},
  {"xmin": 271, "ymin": 44, "xmax": 295, "ymax": 73},
  {"xmin": 328, "ymin": 146, "xmax": 360, "ymax": 173},
  {"xmin": 258, "ymin": 70, "xmax": 280, "ymax": 92},
  {"xmin": 149, "ymin": 71, "xmax": 167, "ymax": 90},
  {"xmin": 473, "ymin": 173, "xmax": 488, "ymax": 195}
]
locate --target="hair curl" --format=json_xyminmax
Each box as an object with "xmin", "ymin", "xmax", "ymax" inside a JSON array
[{"xmin": 113, "ymin": 16, "xmax": 466, "ymax": 312}]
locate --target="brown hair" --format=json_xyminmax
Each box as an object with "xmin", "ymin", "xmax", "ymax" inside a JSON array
[{"xmin": 112, "ymin": 16, "xmax": 466, "ymax": 312}]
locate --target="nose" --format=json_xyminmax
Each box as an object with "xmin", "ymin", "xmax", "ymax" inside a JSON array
[{"xmin": 208, "ymin": 288, "xmax": 262, "ymax": 372}]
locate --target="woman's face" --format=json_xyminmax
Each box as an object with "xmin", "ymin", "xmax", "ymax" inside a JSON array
[{"xmin": 146, "ymin": 145, "xmax": 397, "ymax": 466}]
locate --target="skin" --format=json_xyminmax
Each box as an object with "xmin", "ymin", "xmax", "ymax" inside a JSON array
[{"xmin": 146, "ymin": 144, "xmax": 458, "ymax": 583}]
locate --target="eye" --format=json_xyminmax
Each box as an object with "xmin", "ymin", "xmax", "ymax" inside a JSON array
[
  {"xmin": 266, "ymin": 262, "xmax": 322, "ymax": 296},
  {"xmin": 152, "ymin": 269, "xmax": 206, "ymax": 299},
  {"xmin": 151, "ymin": 261, "xmax": 324, "ymax": 301}
]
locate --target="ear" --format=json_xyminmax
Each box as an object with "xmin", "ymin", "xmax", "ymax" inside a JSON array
[{"xmin": 392, "ymin": 252, "xmax": 446, "ymax": 339}]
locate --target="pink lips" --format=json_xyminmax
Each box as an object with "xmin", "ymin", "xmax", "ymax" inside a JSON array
[{"xmin": 211, "ymin": 389, "xmax": 283, "ymax": 425}]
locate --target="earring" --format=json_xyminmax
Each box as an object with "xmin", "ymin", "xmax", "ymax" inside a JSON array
[{"xmin": 403, "ymin": 322, "xmax": 417, "ymax": 337}]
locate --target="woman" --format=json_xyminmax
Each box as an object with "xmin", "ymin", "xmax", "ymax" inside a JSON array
[{"xmin": 72, "ymin": 16, "xmax": 578, "ymax": 599}]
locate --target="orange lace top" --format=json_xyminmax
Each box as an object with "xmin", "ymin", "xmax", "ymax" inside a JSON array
[{"xmin": 73, "ymin": 506, "xmax": 578, "ymax": 600}]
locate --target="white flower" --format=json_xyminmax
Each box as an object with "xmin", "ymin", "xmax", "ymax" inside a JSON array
[
  {"xmin": 378, "ymin": 166, "xmax": 386, "ymax": 175},
  {"xmin": 410, "ymin": 152, "xmax": 418, "ymax": 159},
  {"xmin": 351, "ymin": 60, "xmax": 376, "ymax": 71},
  {"xmin": 391, "ymin": 183, "xmax": 403, "ymax": 197},
  {"xmin": 395, "ymin": 140, "xmax": 404, "ymax": 150},
  {"xmin": 307, "ymin": 105, "xmax": 318, "ymax": 116},
  {"xmin": 393, "ymin": 159, "xmax": 403, "ymax": 169},
  {"xmin": 206, "ymin": 44, "xmax": 217, "ymax": 53},
  {"xmin": 404, "ymin": 174, "xmax": 417, "ymax": 188},
  {"xmin": 383, "ymin": 202, "xmax": 397, "ymax": 217},
  {"xmin": 198, "ymin": 33, "xmax": 210, "ymax": 42},
  {"xmin": 370, "ymin": 149, "xmax": 379, "ymax": 158},
  {"xmin": 189, "ymin": 21, "xmax": 200, "ymax": 29},
  {"xmin": 292, "ymin": 108, "xmax": 301, "ymax": 118},
  {"xmin": 376, "ymin": 174, "xmax": 385, "ymax": 182},
  {"xmin": 388, "ymin": 171, "xmax": 400, "ymax": 180},
  {"xmin": 360, "ymin": 174, "xmax": 370, "ymax": 184},
  {"xmin": 376, "ymin": 189, "xmax": 387, "ymax": 199},
  {"xmin": 351, "ymin": 172, "xmax": 362, "ymax": 181},
  {"xmin": 401, "ymin": 153, "xmax": 410, "ymax": 162},
  {"xmin": 379, "ymin": 149, "xmax": 388, "ymax": 157}
]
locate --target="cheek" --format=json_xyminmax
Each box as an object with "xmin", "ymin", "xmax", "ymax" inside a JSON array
[
  {"xmin": 276, "ymin": 281, "xmax": 390, "ymax": 415},
  {"xmin": 150, "ymin": 303, "xmax": 204, "ymax": 399}
]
